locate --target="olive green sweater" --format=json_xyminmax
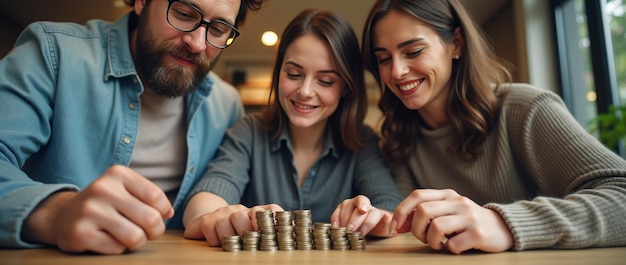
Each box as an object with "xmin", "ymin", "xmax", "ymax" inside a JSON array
[{"xmin": 392, "ymin": 83, "xmax": 626, "ymax": 251}]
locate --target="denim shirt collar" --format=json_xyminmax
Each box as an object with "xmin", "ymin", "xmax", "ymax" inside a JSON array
[{"xmin": 105, "ymin": 12, "xmax": 137, "ymax": 80}]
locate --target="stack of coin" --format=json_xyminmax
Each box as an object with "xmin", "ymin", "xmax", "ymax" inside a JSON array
[
  {"xmin": 221, "ymin": 235, "xmax": 241, "ymax": 252},
  {"xmin": 241, "ymin": 230, "xmax": 260, "ymax": 250},
  {"xmin": 221, "ymin": 209, "xmax": 367, "ymax": 252},
  {"xmin": 275, "ymin": 211, "xmax": 295, "ymax": 250},
  {"xmin": 330, "ymin": 226, "xmax": 349, "ymax": 250},
  {"xmin": 313, "ymin": 222, "xmax": 332, "ymax": 250},
  {"xmin": 293, "ymin": 209, "xmax": 313, "ymax": 250},
  {"xmin": 256, "ymin": 209, "xmax": 278, "ymax": 251},
  {"xmin": 347, "ymin": 231, "xmax": 366, "ymax": 250}
]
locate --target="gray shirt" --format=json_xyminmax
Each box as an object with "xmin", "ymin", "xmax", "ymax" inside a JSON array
[{"xmin": 190, "ymin": 114, "xmax": 402, "ymax": 223}]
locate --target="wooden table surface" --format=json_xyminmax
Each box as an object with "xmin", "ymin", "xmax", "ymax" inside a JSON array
[{"xmin": 1, "ymin": 231, "xmax": 624, "ymax": 265}]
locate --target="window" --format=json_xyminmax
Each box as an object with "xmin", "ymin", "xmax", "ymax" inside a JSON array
[
  {"xmin": 553, "ymin": 0, "xmax": 626, "ymax": 155},
  {"xmin": 607, "ymin": 1, "xmax": 626, "ymax": 103}
]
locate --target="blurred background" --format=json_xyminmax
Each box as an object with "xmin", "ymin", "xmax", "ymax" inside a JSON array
[{"xmin": 1, "ymin": 0, "xmax": 625, "ymax": 156}]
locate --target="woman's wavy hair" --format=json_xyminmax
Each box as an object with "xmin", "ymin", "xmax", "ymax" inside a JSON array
[
  {"xmin": 260, "ymin": 9, "xmax": 368, "ymax": 152},
  {"xmin": 361, "ymin": 0, "xmax": 512, "ymax": 164},
  {"xmin": 124, "ymin": 0, "xmax": 264, "ymax": 27}
]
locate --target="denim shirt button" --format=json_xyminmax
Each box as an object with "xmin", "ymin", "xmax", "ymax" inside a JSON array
[
  {"xmin": 128, "ymin": 103, "xmax": 136, "ymax": 110},
  {"xmin": 189, "ymin": 166, "xmax": 195, "ymax": 173},
  {"xmin": 123, "ymin": 136, "xmax": 132, "ymax": 144}
]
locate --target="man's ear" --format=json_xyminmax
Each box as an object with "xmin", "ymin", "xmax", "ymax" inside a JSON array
[{"xmin": 134, "ymin": 0, "xmax": 147, "ymax": 16}]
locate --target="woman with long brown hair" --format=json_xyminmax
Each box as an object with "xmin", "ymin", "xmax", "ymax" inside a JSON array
[
  {"xmin": 183, "ymin": 8, "xmax": 402, "ymax": 247},
  {"xmin": 362, "ymin": 0, "xmax": 626, "ymax": 254}
]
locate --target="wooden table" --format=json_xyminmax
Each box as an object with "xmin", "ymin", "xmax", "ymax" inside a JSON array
[{"xmin": 1, "ymin": 231, "xmax": 624, "ymax": 265}]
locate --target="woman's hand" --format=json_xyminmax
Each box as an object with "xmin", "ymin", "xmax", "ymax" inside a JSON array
[
  {"xmin": 330, "ymin": 195, "xmax": 394, "ymax": 237},
  {"xmin": 392, "ymin": 189, "xmax": 514, "ymax": 254},
  {"xmin": 184, "ymin": 201, "xmax": 283, "ymax": 247}
]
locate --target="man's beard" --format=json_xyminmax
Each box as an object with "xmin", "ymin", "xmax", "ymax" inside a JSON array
[{"xmin": 134, "ymin": 15, "xmax": 215, "ymax": 97}]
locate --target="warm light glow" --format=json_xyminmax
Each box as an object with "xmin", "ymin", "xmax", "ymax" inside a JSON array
[
  {"xmin": 587, "ymin": 91, "xmax": 597, "ymax": 102},
  {"xmin": 226, "ymin": 38, "xmax": 234, "ymax": 47},
  {"xmin": 261, "ymin": 31, "xmax": 278, "ymax": 47},
  {"xmin": 112, "ymin": 0, "xmax": 126, "ymax": 8}
]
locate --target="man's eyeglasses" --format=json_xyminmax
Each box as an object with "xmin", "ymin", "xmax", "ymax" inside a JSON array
[{"xmin": 166, "ymin": 0, "xmax": 240, "ymax": 49}]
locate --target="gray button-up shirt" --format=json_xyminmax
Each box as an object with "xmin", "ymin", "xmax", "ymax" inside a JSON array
[{"xmin": 190, "ymin": 114, "xmax": 402, "ymax": 223}]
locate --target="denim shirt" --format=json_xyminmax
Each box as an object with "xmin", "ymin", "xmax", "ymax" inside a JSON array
[{"xmin": 0, "ymin": 13, "xmax": 244, "ymax": 248}]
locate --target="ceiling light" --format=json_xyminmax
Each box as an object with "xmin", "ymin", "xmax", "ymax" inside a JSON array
[{"xmin": 261, "ymin": 31, "xmax": 278, "ymax": 47}]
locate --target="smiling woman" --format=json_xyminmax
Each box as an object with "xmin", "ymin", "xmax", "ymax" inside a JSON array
[
  {"xmin": 360, "ymin": 0, "xmax": 626, "ymax": 254},
  {"xmin": 181, "ymin": 8, "xmax": 403, "ymax": 248}
]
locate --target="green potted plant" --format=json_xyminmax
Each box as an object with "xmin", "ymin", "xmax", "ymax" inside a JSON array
[{"xmin": 589, "ymin": 105, "xmax": 626, "ymax": 151}]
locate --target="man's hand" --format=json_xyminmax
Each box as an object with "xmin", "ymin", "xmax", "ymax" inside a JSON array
[{"xmin": 23, "ymin": 165, "xmax": 174, "ymax": 254}]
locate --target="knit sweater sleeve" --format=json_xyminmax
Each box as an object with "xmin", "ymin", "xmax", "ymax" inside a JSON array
[{"xmin": 484, "ymin": 85, "xmax": 626, "ymax": 250}]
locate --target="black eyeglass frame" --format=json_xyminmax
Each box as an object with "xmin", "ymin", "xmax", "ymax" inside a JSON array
[{"xmin": 166, "ymin": 0, "xmax": 240, "ymax": 49}]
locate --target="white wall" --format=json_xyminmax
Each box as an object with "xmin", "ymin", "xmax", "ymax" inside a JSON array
[{"xmin": 519, "ymin": 0, "xmax": 559, "ymax": 92}]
